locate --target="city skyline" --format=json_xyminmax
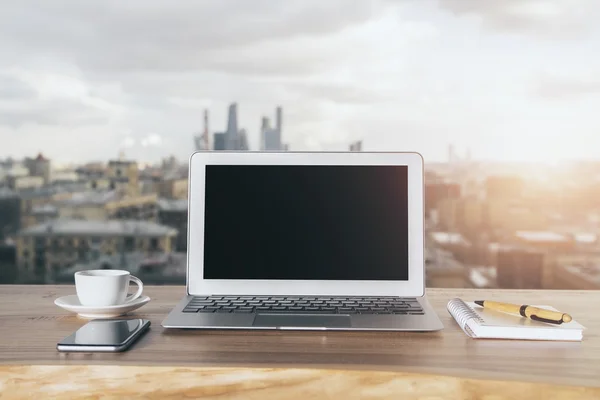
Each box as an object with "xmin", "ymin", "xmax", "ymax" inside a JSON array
[{"xmin": 1, "ymin": 1, "xmax": 600, "ymax": 163}]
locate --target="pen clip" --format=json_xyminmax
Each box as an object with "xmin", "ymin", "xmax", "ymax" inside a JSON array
[{"xmin": 530, "ymin": 315, "xmax": 563, "ymax": 325}]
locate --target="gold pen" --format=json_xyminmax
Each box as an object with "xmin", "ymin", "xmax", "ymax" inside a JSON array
[{"xmin": 474, "ymin": 300, "xmax": 572, "ymax": 325}]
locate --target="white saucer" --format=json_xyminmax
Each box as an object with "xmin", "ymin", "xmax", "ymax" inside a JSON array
[{"xmin": 54, "ymin": 295, "xmax": 151, "ymax": 319}]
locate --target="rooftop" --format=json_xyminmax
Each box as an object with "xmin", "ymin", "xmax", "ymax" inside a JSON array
[
  {"xmin": 468, "ymin": 266, "xmax": 497, "ymax": 288},
  {"xmin": 31, "ymin": 204, "xmax": 59, "ymax": 215},
  {"xmin": 574, "ymin": 233, "xmax": 597, "ymax": 244},
  {"xmin": 430, "ymin": 231, "xmax": 471, "ymax": 247},
  {"xmin": 108, "ymin": 160, "xmax": 136, "ymax": 166},
  {"xmin": 515, "ymin": 231, "xmax": 569, "ymax": 243},
  {"xmin": 20, "ymin": 219, "xmax": 178, "ymax": 237},
  {"xmin": 562, "ymin": 264, "xmax": 600, "ymax": 285},
  {"xmin": 157, "ymin": 198, "xmax": 188, "ymax": 212},
  {"xmin": 60, "ymin": 190, "xmax": 119, "ymax": 206},
  {"xmin": 17, "ymin": 182, "xmax": 89, "ymax": 200}
]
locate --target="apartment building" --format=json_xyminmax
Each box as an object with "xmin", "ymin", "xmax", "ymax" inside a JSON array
[{"xmin": 16, "ymin": 219, "xmax": 177, "ymax": 280}]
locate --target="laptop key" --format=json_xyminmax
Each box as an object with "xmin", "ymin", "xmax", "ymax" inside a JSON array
[{"xmin": 183, "ymin": 308, "xmax": 200, "ymax": 313}]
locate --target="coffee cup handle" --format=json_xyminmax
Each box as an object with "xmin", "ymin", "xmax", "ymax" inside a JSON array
[{"xmin": 124, "ymin": 275, "xmax": 144, "ymax": 303}]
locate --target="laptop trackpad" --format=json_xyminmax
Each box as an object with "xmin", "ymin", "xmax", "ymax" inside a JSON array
[{"xmin": 253, "ymin": 314, "xmax": 351, "ymax": 328}]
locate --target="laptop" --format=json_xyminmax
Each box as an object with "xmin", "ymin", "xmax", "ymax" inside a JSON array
[{"xmin": 162, "ymin": 151, "xmax": 443, "ymax": 331}]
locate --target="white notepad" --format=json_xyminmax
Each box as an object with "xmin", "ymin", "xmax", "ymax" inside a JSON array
[{"xmin": 447, "ymin": 298, "xmax": 585, "ymax": 341}]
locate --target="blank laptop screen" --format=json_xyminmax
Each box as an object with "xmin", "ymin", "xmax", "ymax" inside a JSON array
[{"xmin": 203, "ymin": 165, "xmax": 409, "ymax": 281}]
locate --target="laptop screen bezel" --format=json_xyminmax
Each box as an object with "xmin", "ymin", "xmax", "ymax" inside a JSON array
[{"xmin": 187, "ymin": 151, "xmax": 425, "ymax": 297}]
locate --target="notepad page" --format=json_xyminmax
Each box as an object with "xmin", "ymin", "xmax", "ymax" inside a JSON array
[{"xmin": 464, "ymin": 302, "xmax": 584, "ymax": 341}]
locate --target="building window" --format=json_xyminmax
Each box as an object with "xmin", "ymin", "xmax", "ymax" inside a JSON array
[
  {"xmin": 150, "ymin": 238, "xmax": 159, "ymax": 251},
  {"xmin": 23, "ymin": 249, "xmax": 30, "ymax": 258},
  {"xmin": 124, "ymin": 236, "xmax": 135, "ymax": 251}
]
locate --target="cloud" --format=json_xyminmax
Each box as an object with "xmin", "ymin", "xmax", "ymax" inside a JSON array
[
  {"xmin": 536, "ymin": 76, "xmax": 600, "ymax": 99},
  {"xmin": 283, "ymin": 81, "xmax": 391, "ymax": 104},
  {"xmin": 0, "ymin": 1, "xmax": 384, "ymax": 75},
  {"xmin": 439, "ymin": 0, "xmax": 596, "ymax": 37},
  {"xmin": 120, "ymin": 136, "xmax": 136, "ymax": 148},
  {"xmin": 0, "ymin": 96, "xmax": 111, "ymax": 128},
  {"xmin": 0, "ymin": 74, "xmax": 36, "ymax": 100},
  {"xmin": 399, "ymin": 20, "xmax": 439, "ymax": 40},
  {"xmin": 141, "ymin": 133, "xmax": 162, "ymax": 147},
  {"xmin": 1, "ymin": 1, "xmax": 599, "ymax": 164}
]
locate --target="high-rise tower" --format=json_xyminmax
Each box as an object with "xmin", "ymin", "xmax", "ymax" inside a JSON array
[
  {"xmin": 226, "ymin": 103, "xmax": 238, "ymax": 150},
  {"xmin": 276, "ymin": 106, "xmax": 282, "ymax": 145}
]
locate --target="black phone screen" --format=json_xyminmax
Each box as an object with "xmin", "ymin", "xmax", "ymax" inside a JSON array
[{"xmin": 59, "ymin": 319, "xmax": 150, "ymax": 346}]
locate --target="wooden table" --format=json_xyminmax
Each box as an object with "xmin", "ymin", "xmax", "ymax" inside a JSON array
[{"xmin": 1, "ymin": 286, "xmax": 599, "ymax": 399}]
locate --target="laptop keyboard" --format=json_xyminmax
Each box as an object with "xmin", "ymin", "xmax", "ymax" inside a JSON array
[{"xmin": 183, "ymin": 296, "xmax": 424, "ymax": 315}]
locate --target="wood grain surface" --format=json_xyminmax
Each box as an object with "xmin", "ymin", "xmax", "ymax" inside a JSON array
[
  {"xmin": 1, "ymin": 365, "xmax": 600, "ymax": 400},
  {"xmin": 0, "ymin": 285, "xmax": 599, "ymax": 394}
]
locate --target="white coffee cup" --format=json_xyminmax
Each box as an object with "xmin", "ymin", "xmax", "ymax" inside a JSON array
[{"xmin": 75, "ymin": 270, "xmax": 144, "ymax": 307}]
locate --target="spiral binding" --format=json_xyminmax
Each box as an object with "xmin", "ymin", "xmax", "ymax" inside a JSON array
[{"xmin": 447, "ymin": 298, "xmax": 484, "ymax": 328}]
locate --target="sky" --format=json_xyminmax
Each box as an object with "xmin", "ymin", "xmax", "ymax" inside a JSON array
[{"xmin": 1, "ymin": 0, "xmax": 600, "ymax": 164}]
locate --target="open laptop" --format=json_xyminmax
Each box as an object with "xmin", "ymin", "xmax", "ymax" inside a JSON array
[{"xmin": 162, "ymin": 151, "xmax": 443, "ymax": 331}]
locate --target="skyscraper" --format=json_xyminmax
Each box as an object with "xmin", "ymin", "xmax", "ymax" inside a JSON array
[
  {"xmin": 349, "ymin": 141, "xmax": 363, "ymax": 151},
  {"xmin": 238, "ymin": 129, "xmax": 249, "ymax": 151},
  {"xmin": 194, "ymin": 109, "xmax": 210, "ymax": 151},
  {"xmin": 260, "ymin": 107, "xmax": 284, "ymax": 151},
  {"xmin": 276, "ymin": 106, "xmax": 282, "ymax": 143},
  {"xmin": 213, "ymin": 133, "xmax": 226, "ymax": 150},
  {"xmin": 226, "ymin": 103, "xmax": 238, "ymax": 150}
]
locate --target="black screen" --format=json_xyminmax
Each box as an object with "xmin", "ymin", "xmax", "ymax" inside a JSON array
[
  {"xmin": 59, "ymin": 319, "xmax": 148, "ymax": 346},
  {"xmin": 203, "ymin": 165, "xmax": 409, "ymax": 280}
]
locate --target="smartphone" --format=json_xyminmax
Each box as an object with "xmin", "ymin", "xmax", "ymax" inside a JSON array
[{"xmin": 57, "ymin": 318, "xmax": 151, "ymax": 352}]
